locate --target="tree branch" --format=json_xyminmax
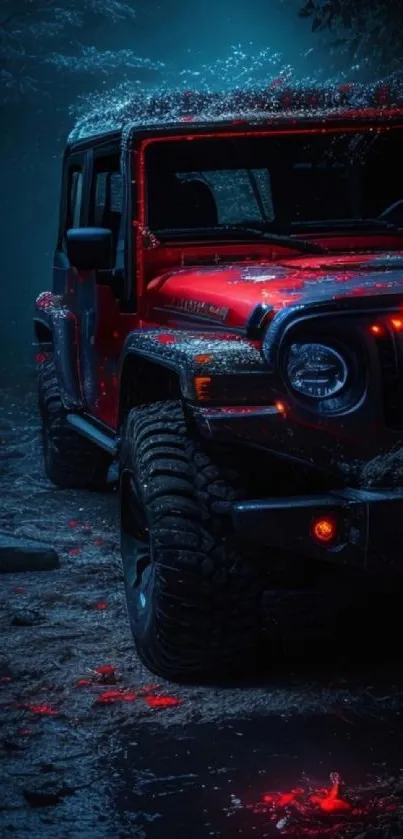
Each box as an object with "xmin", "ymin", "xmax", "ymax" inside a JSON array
[{"xmin": 0, "ymin": 1, "xmax": 58, "ymax": 32}]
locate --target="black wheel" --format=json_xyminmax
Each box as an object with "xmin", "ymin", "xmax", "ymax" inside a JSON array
[
  {"xmin": 37, "ymin": 358, "xmax": 111, "ymax": 490},
  {"xmin": 119, "ymin": 400, "xmax": 263, "ymax": 681}
]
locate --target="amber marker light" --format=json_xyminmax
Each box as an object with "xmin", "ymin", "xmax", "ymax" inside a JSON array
[
  {"xmin": 390, "ymin": 317, "xmax": 403, "ymax": 331},
  {"xmin": 311, "ymin": 515, "xmax": 337, "ymax": 544},
  {"xmin": 193, "ymin": 354, "xmax": 213, "ymax": 364},
  {"xmin": 275, "ymin": 401, "xmax": 286, "ymax": 415},
  {"xmin": 194, "ymin": 376, "xmax": 212, "ymax": 400}
]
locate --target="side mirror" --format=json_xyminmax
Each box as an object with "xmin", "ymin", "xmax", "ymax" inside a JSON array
[{"xmin": 66, "ymin": 227, "xmax": 113, "ymax": 271}]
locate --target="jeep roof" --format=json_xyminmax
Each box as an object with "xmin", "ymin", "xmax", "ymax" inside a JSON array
[{"xmin": 67, "ymin": 82, "xmax": 403, "ymax": 147}]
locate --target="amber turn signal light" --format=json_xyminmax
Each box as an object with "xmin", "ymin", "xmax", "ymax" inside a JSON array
[
  {"xmin": 193, "ymin": 354, "xmax": 213, "ymax": 364},
  {"xmin": 275, "ymin": 401, "xmax": 286, "ymax": 415},
  {"xmin": 311, "ymin": 515, "xmax": 337, "ymax": 545},
  {"xmin": 193, "ymin": 376, "xmax": 212, "ymax": 401}
]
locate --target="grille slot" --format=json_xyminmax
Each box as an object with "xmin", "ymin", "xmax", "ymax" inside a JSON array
[{"xmin": 376, "ymin": 328, "xmax": 403, "ymax": 429}]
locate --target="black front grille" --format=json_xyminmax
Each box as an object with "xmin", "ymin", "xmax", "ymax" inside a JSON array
[{"xmin": 376, "ymin": 327, "xmax": 403, "ymax": 429}]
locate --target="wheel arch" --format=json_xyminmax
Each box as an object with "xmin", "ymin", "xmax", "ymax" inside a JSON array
[
  {"xmin": 33, "ymin": 311, "xmax": 82, "ymax": 409},
  {"xmin": 33, "ymin": 317, "xmax": 53, "ymax": 346},
  {"xmin": 118, "ymin": 352, "xmax": 183, "ymax": 428}
]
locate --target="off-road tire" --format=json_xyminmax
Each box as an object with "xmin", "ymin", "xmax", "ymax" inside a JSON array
[
  {"xmin": 37, "ymin": 358, "xmax": 111, "ymax": 490},
  {"xmin": 119, "ymin": 400, "xmax": 263, "ymax": 681}
]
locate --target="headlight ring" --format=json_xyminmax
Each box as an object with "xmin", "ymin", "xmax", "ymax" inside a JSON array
[{"xmin": 286, "ymin": 342, "xmax": 349, "ymax": 399}]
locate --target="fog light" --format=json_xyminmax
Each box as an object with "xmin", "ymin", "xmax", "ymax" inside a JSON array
[{"xmin": 311, "ymin": 515, "xmax": 337, "ymax": 544}]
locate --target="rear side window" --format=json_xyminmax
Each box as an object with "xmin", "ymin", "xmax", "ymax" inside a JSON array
[
  {"xmin": 90, "ymin": 155, "xmax": 123, "ymax": 265},
  {"xmin": 93, "ymin": 171, "xmax": 123, "ymax": 226},
  {"xmin": 67, "ymin": 168, "xmax": 83, "ymax": 229}
]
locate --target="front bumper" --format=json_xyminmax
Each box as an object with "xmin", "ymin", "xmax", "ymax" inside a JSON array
[{"xmin": 231, "ymin": 487, "xmax": 403, "ymax": 573}]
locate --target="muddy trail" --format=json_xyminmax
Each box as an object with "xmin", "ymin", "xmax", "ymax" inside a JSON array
[{"xmin": 1, "ymin": 384, "xmax": 403, "ymax": 839}]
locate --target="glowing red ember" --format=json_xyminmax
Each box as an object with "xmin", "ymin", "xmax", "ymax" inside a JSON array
[
  {"xmin": 26, "ymin": 704, "xmax": 59, "ymax": 716},
  {"xmin": 144, "ymin": 695, "xmax": 182, "ymax": 708},
  {"xmin": 309, "ymin": 776, "xmax": 351, "ymax": 813},
  {"xmin": 96, "ymin": 689, "xmax": 137, "ymax": 704},
  {"xmin": 242, "ymin": 771, "xmax": 400, "ymax": 835}
]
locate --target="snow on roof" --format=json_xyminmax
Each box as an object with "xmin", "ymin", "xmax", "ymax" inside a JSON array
[{"xmin": 68, "ymin": 78, "xmax": 403, "ymax": 144}]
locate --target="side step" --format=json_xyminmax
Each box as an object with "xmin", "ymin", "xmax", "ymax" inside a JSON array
[{"xmin": 66, "ymin": 414, "xmax": 118, "ymax": 457}]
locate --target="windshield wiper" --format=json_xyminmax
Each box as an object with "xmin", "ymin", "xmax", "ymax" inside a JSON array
[
  {"xmin": 291, "ymin": 218, "xmax": 403, "ymax": 233},
  {"xmin": 155, "ymin": 225, "xmax": 328, "ymax": 255}
]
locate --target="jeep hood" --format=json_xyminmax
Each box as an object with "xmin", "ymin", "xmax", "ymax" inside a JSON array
[{"xmin": 147, "ymin": 252, "xmax": 403, "ymax": 329}]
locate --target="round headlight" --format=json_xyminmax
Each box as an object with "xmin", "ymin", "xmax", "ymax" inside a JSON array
[{"xmin": 286, "ymin": 343, "xmax": 348, "ymax": 398}]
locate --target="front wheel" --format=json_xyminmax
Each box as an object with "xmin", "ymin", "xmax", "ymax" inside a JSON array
[{"xmin": 119, "ymin": 400, "xmax": 263, "ymax": 681}]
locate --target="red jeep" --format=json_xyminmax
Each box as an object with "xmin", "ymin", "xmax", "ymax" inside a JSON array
[{"xmin": 34, "ymin": 88, "xmax": 403, "ymax": 679}]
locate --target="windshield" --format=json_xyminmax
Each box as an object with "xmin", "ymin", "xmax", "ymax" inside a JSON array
[{"xmin": 145, "ymin": 127, "xmax": 403, "ymax": 235}]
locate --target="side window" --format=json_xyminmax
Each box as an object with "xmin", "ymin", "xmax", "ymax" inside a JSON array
[
  {"xmin": 90, "ymin": 155, "xmax": 123, "ymax": 266},
  {"xmin": 68, "ymin": 168, "xmax": 84, "ymax": 229}
]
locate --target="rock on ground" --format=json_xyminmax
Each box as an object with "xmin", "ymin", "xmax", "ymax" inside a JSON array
[{"xmin": 0, "ymin": 533, "xmax": 59, "ymax": 572}]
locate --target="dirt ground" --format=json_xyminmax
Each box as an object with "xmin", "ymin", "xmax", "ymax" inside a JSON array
[{"xmin": 2, "ymin": 384, "xmax": 403, "ymax": 839}]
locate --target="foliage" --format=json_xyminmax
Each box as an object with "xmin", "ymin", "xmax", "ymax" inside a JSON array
[
  {"xmin": 0, "ymin": 0, "xmax": 163, "ymax": 101},
  {"xmin": 298, "ymin": 0, "xmax": 403, "ymax": 75}
]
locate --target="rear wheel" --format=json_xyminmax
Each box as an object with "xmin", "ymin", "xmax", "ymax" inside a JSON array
[
  {"xmin": 119, "ymin": 400, "xmax": 263, "ymax": 680},
  {"xmin": 37, "ymin": 358, "xmax": 111, "ymax": 490}
]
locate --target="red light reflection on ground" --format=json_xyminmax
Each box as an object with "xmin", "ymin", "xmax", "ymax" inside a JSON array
[
  {"xmin": 309, "ymin": 778, "xmax": 351, "ymax": 813},
  {"xmin": 96, "ymin": 689, "xmax": 138, "ymax": 704},
  {"xmin": 74, "ymin": 671, "xmax": 180, "ymax": 709},
  {"xmin": 24, "ymin": 704, "xmax": 59, "ymax": 716},
  {"xmin": 75, "ymin": 671, "xmax": 181, "ymax": 709},
  {"xmin": 144, "ymin": 695, "xmax": 182, "ymax": 708},
  {"xmin": 238, "ymin": 772, "xmax": 400, "ymax": 836},
  {"xmin": 94, "ymin": 665, "xmax": 116, "ymax": 675}
]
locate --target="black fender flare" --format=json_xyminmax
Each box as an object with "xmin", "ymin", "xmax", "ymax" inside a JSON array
[
  {"xmin": 118, "ymin": 327, "xmax": 266, "ymax": 425},
  {"xmin": 34, "ymin": 294, "xmax": 82, "ymax": 409}
]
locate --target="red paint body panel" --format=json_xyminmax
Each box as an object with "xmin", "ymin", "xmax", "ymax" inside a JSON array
[
  {"xmin": 92, "ymin": 287, "xmax": 139, "ymax": 426},
  {"xmin": 145, "ymin": 250, "xmax": 403, "ymax": 330}
]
